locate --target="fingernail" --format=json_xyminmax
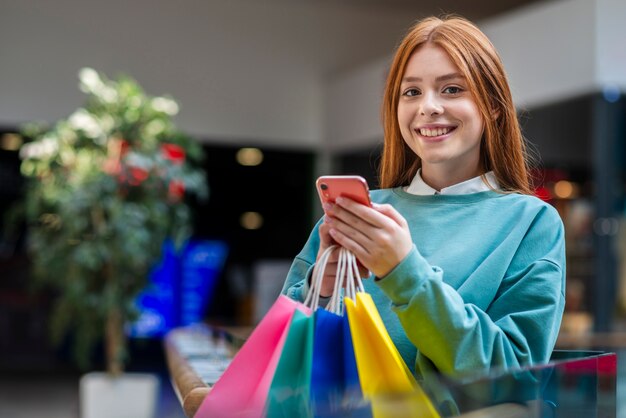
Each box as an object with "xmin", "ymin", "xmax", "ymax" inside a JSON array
[
  {"xmin": 323, "ymin": 203, "xmax": 333, "ymax": 211},
  {"xmin": 335, "ymin": 197, "xmax": 344, "ymax": 204}
]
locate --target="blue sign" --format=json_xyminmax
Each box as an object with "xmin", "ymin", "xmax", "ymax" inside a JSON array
[
  {"xmin": 180, "ymin": 240, "xmax": 229, "ymax": 326},
  {"xmin": 127, "ymin": 239, "xmax": 228, "ymax": 338}
]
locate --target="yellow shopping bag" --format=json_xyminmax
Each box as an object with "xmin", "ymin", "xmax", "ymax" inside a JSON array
[{"xmin": 345, "ymin": 291, "xmax": 441, "ymax": 418}]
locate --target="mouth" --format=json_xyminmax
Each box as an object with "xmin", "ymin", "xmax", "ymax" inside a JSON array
[
  {"xmin": 415, "ymin": 126, "xmax": 457, "ymax": 142},
  {"xmin": 416, "ymin": 126, "xmax": 457, "ymax": 139}
]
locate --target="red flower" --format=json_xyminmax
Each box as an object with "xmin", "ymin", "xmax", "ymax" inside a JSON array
[
  {"xmin": 128, "ymin": 167, "xmax": 149, "ymax": 186},
  {"xmin": 168, "ymin": 179, "xmax": 185, "ymax": 201},
  {"xmin": 161, "ymin": 143, "xmax": 185, "ymax": 165}
]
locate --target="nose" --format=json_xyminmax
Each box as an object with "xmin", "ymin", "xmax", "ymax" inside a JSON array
[{"xmin": 419, "ymin": 91, "xmax": 443, "ymax": 116}]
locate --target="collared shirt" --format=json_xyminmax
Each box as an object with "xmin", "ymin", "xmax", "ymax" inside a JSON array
[{"xmin": 405, "ymin": 169, "xmax": 500, "ymax": 195}]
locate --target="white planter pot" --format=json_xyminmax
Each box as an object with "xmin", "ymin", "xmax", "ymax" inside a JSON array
[{"xmin": 80, "ymin": 372, "xmax": 159, "ymax": 418}]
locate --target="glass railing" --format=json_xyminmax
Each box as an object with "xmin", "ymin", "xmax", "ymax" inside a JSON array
[
  {"xmin": 438, "ymin": 350, "xmax": 617, "ymax": 417},
  {"xmin": 304, "ymin": 350, "xmax": 617, "ymax": 417},
  {"xmin": 166, "ymin": 324, "xmax": 618, "ymax": 417}
]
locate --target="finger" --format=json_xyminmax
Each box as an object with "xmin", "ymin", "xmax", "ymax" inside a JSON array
[
  {"xmin": 328, "ymin": 227, "xmax": 369, "ymax": 261},
  {"xmin": 326, "ymin": 205, "xmax": 380, "ymax": 241},
  {"xmin": 324, "ymin": 202, "xmax": 374, "ymax": 230},
  {"xmin": 372, "ymin": 203, "xmax": 407, "ymax": 227},
  {"xmin": 334, "ymin": 197, "xmax": 393, "ymax": 229},
  {"xmin": 326, "ymin": 216, "xmax": 373, "ymax": 250}
]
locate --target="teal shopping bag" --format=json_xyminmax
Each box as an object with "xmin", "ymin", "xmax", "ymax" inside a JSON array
[{"xmin": 266, "ymin": 307, "xmax": 315, "ymax": 417}]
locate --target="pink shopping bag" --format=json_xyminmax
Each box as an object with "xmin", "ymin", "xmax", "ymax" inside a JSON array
[{"xmin": 196, "ymin": 295, "xmax": 301, "ymax": 418}]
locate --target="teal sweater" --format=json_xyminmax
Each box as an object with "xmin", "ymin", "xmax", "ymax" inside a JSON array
[{"xmin": 281, "ymin": 188, "xmax": 565, "ymax": 379}]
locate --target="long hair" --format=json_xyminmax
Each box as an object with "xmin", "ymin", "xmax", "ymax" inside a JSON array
[{"xmin": 379, "ymin": 16, "xmax": 533, "ymax": 194}]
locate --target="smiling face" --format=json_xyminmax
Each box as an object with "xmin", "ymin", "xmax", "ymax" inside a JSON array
[{"xmin": 397, "ymin": 43, "xmax": 485, "ymax": 187}]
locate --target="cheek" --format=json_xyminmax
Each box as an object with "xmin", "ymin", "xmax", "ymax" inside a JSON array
[
  {"xmin": 459, "ymin": 104, "xmax": 484, "ymax": 139},
  {"xmin": 470, "ymin": 114, "xmax": 485, "ymax": 141},
  {"xmin": 397, "ymin": 106, "xmax": 412, "ymax": 134}
]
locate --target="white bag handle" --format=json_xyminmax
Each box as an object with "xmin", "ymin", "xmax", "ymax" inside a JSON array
[
  {"xmin": 303, "ymin": 245, "xmax": 365, "ymax": 314},
  {"xmin": 303, "ymin": 245, "xmax": 336, "ymax": 311},
  {"xmin": 327, "ymin": 247, "xmax": 348, "ymax": 314}
]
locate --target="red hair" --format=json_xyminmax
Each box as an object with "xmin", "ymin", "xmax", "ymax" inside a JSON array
[{"xmin": 379, "ymin": 16, "xmax": 533, "ymax": 194}]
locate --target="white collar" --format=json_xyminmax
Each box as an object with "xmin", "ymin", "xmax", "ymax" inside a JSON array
[{"xmin": 405, "ymin": 169, "xmax": 500, "ymax": 195}]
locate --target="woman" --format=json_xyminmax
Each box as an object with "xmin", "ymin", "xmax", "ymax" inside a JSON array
[{"xmin": 281, "ymin": 15, "xmax": 565, "ymax": 380}]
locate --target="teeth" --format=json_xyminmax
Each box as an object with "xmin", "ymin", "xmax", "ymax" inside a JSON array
[{"xmin": 419, "ymin": 127, "xmax": 452, "ymax": 137}]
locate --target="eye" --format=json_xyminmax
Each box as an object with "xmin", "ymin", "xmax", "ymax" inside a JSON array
[
  {"xmin": 402, "ymin": 88, "xmax": 420, "ymax": 97},
  {"xmin": 443, "ymin": 86, "xmax": 463, "ymax": 95}
]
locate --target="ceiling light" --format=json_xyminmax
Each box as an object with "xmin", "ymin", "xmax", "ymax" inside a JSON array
[
  {"xmin": 554, "ymin": 180, "xmax": 577, "ymax": 199},
  {"xmin": 0, "ymin": 133, "xmax": 22, "ymax": 151},
  {"xmin": 236, "ymin": 148, "xmax": 263, "ymax": 166},
  {"xmin": 240, "ymin": 212, "xmax": 263, "ymax": 230}
]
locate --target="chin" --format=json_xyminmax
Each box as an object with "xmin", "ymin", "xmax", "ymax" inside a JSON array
[{"xmin": 420, "ymin": 154, "xmax": 452, "ymax": 165}]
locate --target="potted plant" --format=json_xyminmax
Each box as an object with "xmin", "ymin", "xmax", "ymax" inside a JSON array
[{"xmin": 19, "ymin": 68, "xmax": 207, "ymax": 416}]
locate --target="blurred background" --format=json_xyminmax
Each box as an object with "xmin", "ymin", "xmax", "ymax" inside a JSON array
[{"xmin": 1, "ymin": 0, "xmax": 625, "ymax": 417}]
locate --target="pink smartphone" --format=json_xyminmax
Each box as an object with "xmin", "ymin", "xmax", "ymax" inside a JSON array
[{"xmin": 316, "ymin": 175, "xmax": 372, "ymax": 211}]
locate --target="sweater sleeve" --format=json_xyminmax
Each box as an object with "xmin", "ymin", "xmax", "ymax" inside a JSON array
[
  {"xmin": 376, "ymin": 205, "xmax": 566, "ymax": 377},
  {"xmin": 280, "ymin": 219, "xmax": 323, "ymax": 302}
]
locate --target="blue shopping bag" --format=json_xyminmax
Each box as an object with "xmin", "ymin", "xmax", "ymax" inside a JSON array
[
  {"xmin": 308, "ymin": 246, "xmax": 368, "ymax": 417},
  {"xmin": 310, "ymin": 308, "xmax": 366, "ymax": 417}
]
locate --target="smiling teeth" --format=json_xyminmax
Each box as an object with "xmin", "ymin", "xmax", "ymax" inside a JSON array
[{"xmin": 420, "ymin": 127, "xmax": 452, "ymax": 137}]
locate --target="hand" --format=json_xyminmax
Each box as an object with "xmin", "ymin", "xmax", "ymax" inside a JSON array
[
  {"xmin": 313, "ymin": 217, "xmax": 369, "ymax": 297},
  {"xmin": 323, "ymin": 197, "xmax": 413, "ymax": 278}
]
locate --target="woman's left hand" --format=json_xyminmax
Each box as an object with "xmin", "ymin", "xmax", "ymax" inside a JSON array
[{"xmin": 324, "ymin": 197, "xmax": 413, "ymax": 278}]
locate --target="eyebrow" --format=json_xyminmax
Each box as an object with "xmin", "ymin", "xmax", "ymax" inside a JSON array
[{"xmin": 401, "ymin": 73, "xmax": 464, "ymax": 83}]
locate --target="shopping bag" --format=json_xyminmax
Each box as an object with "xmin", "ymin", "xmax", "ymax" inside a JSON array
[
  {"xmin": 266, "ymin": 245, "xmax": 352, "ymax": 417},
  {"xmin": 309, "ymin": 308, "xmax": 367, "ymax": 417},
  {"xmin": 309, "ymin": 247, "xmax": 364, "ymax": 417},
  {"xmin": 342, "ymin": 310, "xmax": 361, "ymax": 399},
  {"xmin": 265, "ymin": 306, "xmax": 314, "ymax": 417},
  {"xmin": 196, "ymin": 294, "xmax": 300, "ymax": 418},
  {"xmin": 345, "ymin": 291, "xmax": 441, "ymax": 418}
]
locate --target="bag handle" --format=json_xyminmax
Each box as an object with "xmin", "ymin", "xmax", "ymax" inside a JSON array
[
  {"xmin": 344, "ymin": 248, "xmax": 365, "ymax": 300},
  {"xmin": 327, "ymin": 247, "xmax": 347, "ymax": 314},
  {"xmin": 303, "ymin": 245, "xmax": 336, "ymax": 311},
  {"xmin": 328, "ymin": 247, "xmax": 365, "ymax": 314},
  {"xmin": 304, "ymin": 245, "xmax": 365, "ymax": 314}
]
